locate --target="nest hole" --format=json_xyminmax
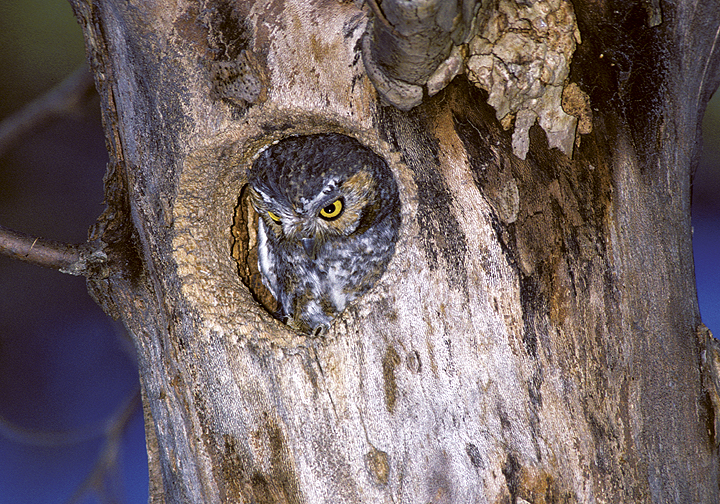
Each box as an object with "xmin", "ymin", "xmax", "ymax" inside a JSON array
[{"xmin": 231, "ymin": 184, "xmax": 279, "ymax": 316}]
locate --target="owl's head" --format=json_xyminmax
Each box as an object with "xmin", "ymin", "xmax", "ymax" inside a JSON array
[{"xmin": 247, "ymin": 134, "xmax": 398, "ymax": 252}]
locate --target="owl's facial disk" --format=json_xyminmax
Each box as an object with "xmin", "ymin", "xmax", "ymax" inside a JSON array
[{"xmin": 249, "ymin": 169, "xmax": 375, "ymax": 251}]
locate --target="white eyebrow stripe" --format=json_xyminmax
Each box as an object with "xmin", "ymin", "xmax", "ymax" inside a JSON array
[
  {"xmin": 303, "ymin": 180, "xmax": 341, "ymax": 211},
  {"xmin": 254, "ymin": 187, "xmax": 274, "ymax": 203}
]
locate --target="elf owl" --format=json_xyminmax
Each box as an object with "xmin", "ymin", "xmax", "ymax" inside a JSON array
[{"xmin": 246, "ymin": 133, "xmax": 401, "ymax": 334}]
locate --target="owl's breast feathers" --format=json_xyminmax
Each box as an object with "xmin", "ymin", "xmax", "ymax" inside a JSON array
[{"xmin": 282, "ymin": 209, "xmax": 398, "ymax": 329}]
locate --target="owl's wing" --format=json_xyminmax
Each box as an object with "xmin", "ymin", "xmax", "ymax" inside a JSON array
[{"xmin": 256, "ymin": 218, "xmax": 279, "ymax": 300}]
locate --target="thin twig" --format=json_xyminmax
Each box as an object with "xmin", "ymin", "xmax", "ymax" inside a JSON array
[
  {"xmin": 0, "ymin": 65, "xmax": 96, "ymax": 157},
  {"xmin": 0, "ymin": 224, "xmax": 82, "ymax": 272},
  {"xmin": 65, "ymin": 387, "xmax": 142, "ymax": 504}
]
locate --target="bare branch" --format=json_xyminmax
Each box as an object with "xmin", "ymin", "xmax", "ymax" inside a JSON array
[
  {"xmin": 0, "ymin": 224, "xmax": 80, "ymax": 270},
  {"xmin": 65, "ymin": 388, "xmax": 142, "ymax": 504},
  {"xmin": 362, "ymin": 0, "xmax": 479, "ymax": 110},
  {"xmin": 0, "ymin": 65, "xmax": 95, "ymax": 157},
  {"xmin": 0, "ymin": 224, "xmax": 107, "ymax": 277}
]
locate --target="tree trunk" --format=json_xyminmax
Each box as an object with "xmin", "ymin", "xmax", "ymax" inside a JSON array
[{"xmin": 68, "ymin": 0, "xmax": 720, "ymax": 502}]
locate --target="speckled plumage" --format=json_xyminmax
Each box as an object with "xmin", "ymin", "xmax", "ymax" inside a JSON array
[{"xmin": 247, "ymin": 133, "xmax": 401, "ymax": 334}]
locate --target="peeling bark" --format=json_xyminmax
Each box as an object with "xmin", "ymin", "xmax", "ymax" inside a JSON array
[{"xmin": 68, "ymin": 0, "xmax": 720, "ymax": 502}]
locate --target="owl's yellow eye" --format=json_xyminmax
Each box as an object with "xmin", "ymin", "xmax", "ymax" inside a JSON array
[
  {"xmin": 267, "ymin": 211, "xmax": 282, "ymax": 223},
  {"xmin": 319, "ymin": 198, "xmax": 344, "ymax": 220}
]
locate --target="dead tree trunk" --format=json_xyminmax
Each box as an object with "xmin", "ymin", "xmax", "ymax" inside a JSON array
[{"xmin": 67, "ymin": 0, "xmax": 720, "ymax": 502}]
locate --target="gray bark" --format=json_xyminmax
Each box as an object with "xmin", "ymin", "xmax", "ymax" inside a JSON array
[{"xmin": 68, "ymin": 0, "xmax": 720, "ymax": 502}]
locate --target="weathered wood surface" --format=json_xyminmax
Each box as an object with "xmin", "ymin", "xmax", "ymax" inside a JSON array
[{"xmin": 69, "ymin": 0, "xmax": 720, "ymax": 502}]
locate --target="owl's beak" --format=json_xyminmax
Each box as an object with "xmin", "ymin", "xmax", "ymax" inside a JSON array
[{"xmin": 302, "ymin": 238, "xmax": 316, "ymax": 258}]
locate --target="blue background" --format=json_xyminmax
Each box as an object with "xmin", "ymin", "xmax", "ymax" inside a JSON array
[{"xmin": 0, "ymin": 2, "xmax": 717, "ymax": 503}]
